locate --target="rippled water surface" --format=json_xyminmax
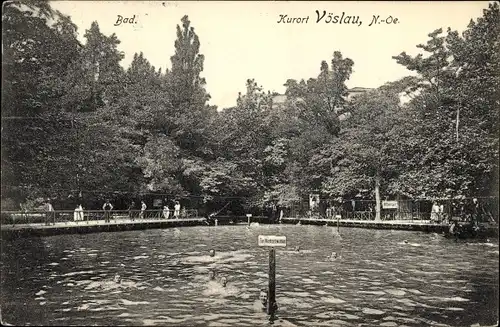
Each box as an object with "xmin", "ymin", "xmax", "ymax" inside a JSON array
[{"xmin": 1, "ymin": 225, "xmax": 498, "ymax": 326}]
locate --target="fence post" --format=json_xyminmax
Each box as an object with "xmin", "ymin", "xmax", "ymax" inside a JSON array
[{"xmin": 267, "ymin": 248, "xmax": 277, "ymax": 315}]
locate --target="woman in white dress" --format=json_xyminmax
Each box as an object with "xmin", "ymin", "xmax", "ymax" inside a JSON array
[
  {"xmin": 140, "ymin": 201, "xmax": 147, "ymax": 219},
  {"xmin": 431, "ymin": 202, "xmax": 440, "ymax": 222},
  {"xmin": 174, "ymin": 201, "xmax": 181, "ymax": 219},
  {"xmin": 74, "ymin": 204, "xmax": 84, "ymax": 221},
  {"xmin": 163, "ymin": 205, "xmax": 170, "ymax": 219}
]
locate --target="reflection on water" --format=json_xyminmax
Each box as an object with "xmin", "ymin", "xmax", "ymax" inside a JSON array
[{"xmin": 1, "ymin": 225, "xmax": 498, "ymax": 326}]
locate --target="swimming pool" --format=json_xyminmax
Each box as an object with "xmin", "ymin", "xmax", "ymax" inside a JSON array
[{"xmin": 1, "ymin": 225, "xmax": 498, "ymax": 326}]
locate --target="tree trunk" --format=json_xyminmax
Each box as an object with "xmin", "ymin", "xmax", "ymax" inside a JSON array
[{"xmin": 375, "ymin": 175, "xmax": 381, "ymax": 221}]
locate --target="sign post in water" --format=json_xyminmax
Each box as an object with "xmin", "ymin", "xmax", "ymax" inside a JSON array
[
  {"xmin": 258, "ymin": 235, "xmax": 287, "ymax": 247},
  {"xmin": 258, "ymin": 235, "xmax": 286, "ymax": 315}
]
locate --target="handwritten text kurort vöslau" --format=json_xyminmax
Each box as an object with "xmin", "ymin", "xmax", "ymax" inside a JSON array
[{"xmin": 276, "ymin": 11, "xmax": 400, "ymax": 27}]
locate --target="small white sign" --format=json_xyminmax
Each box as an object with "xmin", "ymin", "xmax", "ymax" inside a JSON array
[
  {"xmin": 258, "ymin": 235, "xmax": 287, "ymax": 247},
  {"xmin": 246, "ymin": 214, "xmax": 252, "ymax": 218},
  {"xmin": 382, "ymin": 200, "xmax": 398, "ymax": 209}
]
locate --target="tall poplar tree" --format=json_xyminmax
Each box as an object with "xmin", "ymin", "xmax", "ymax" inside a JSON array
[{"xmin": 165, "ymin": 15, "xmax": 215, "ymax": 154}]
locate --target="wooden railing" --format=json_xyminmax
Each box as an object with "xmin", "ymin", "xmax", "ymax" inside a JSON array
[{"xmin": 0, "ymin": 209, "xmax": 199, "ymax": 226}]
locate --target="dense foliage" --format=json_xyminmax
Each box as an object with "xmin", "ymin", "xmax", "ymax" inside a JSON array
[{"xmin": 2, "ymin": 1, "xmax": 498, "ymax": 214}]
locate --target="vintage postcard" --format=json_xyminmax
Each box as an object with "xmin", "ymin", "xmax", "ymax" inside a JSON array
[{"xmin": 1, "ymin": 1, "xmax": 498, "ymax": 326}]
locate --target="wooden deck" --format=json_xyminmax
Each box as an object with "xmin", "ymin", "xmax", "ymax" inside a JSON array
[
  {"xmin": 1, "ymin": 217, "xmax": 207, "ymax": 239},
  {"xmin": 281, "ymin": 217, "xmax": 450, "ymax": 232},
  {"xmin": 2, "ymin": 214, "xmax": 495, "ymax": 239},
  {"xmin": 1, "ymin": 215, "xmax": 446, "ymax": 238}
]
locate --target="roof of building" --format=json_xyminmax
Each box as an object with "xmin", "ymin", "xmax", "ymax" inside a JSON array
[
  {"xmin": 348, "ymin": 87, "xmax": 373, "ymax": 93},
  {"xmin": 270, "ymin": 87, "xmax": 373, "ymax": 105},
  {"xmin": 272, "ymin": 94, "xmax": 288, "ymax": 104}
]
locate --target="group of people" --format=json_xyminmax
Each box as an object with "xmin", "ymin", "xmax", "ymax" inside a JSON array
[
  {"xmin": 124, "ymin": 200, "xmax": 183, "ymax": 221},
  {"xmin": 205, "ymin": 248, "xmax": 275, "ymax": 312},
  {"xmin": 206, "ymin": 249, "xmax": 228, "ymax": 288},
  {"xmin": 70, "ymin": 200, "xmax": 118, "ymax": 223},
  {"xmin": 125, "ymin": 200, "xmax": 147, "ymax": 221},
  {"xmin": 432, "ymin": 198, "xmax": 495, "ymax": 225},
  {"xmin": 67, "ymin": 199, "xmax": 184, "ymax": 223},
  {"xmin": 325, "ymin": 205, "xmax": 338, "ymax": 219},
  {"xmin": 161, "ymin": 202, "xmax": 182, "ymax": 220},
  {"xmin": 430, "ymin": 202, "xmax": 445, "ymax": 223}
]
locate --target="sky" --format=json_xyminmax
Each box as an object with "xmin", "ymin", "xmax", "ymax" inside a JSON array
[{"xmin": 50, "ymin": 1, "xmax": 491, "ymax": 109}]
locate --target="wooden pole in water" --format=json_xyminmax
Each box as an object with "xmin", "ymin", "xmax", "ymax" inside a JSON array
[
  {"xmin": 337, "ymin": 214, "xmax": 340, "ymax": 233},
  {"xmin": 267, "ymin": 248, "xmax": 276, "ymax": 315}
]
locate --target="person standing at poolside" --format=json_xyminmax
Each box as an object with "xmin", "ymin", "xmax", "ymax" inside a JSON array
[
  {"xmin": 74, "ymin": 204, "xmax": 84, "ymax": 222},
  {"xmin": 431, "ymin": 202, "xmax": 440, "ymax": 222},
  {"xmin": 44, "ymin": 199, "xmax": 54, "ymax": 226},
  {"xmin": 103, "ymin": 200, "xmax": 113, "ymax": 223},
  {"xmin": 163, "ymin": 205, "xmax": 170, "ymax": 219},
  {"xmin": 174, "ymin": 201, "xmax": 181, "ymax": 219},
  {"xmin": 438, "ymin": 202, "xmax": 445, "ymax": 223},
  {"xmin": 128, "ymin": 201, "xmax": 135, "ymax": 220},
  {"xmin": 140, "ymin": 201, "xmax": 147, "ymax": 219},
  {"xmin": 471, "ymin": 198, "xmax": 487, "ymax": 222}
]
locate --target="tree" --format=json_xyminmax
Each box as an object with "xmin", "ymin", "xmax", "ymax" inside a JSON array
[
  {"xmin": 164, "ymin": 15, "xmax": 215, "ymax": 154},
  {"xmin": 271, "ymin": 52, "xmax": 355, "ymax": 201},
  {"xmin": 322, "ymin": 89, "xmax": 403, "ymax": 220},
  {"xmin": 135, "ymin": 135, "xmax": 183, "ymax": 194},
  {"xmin": 392, "ymin": 3, "xmax": 499, "ymax": 198},
  {"xmin": 285, "ymin": 51, "xmax": 354, "ymax": 137},
  {"xmin": 2, "ymin": 0, "xmax": 82, "ymax": 203},
  {"xmin": 206, "ymin": 79, "xmax": 272, "ymax": 202},
  {"xmin": 393, "ymin": 28, "xmax": 453, "ymax": 102},
  {"xmin": 168, "ymin": 16, "xmax": 209, "ymax": 108},
  {"xmin": 133, "ymin": 16, "xmax": 216, "ymax": 202},
  {"xmin": 56, "ymin": 21, "xmax": 126, "ymax": 112}
]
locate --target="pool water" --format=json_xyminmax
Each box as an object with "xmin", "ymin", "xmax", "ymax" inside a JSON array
[{"xmin": 1, "ymin": 225, "xmax": 498, "ymax": 326}]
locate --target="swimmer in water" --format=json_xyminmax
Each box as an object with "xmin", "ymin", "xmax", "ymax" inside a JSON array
[
  {"xmin": 114, "ymin": 274, "xmax": 122, "ymax": 284},
  {"xmin": 294, "ymin": 246, "xmax": 300, "ymax": 252},
  {"xmin": 329, "ymin": 251, "xmax": 342, "ymax": 261},
  {"xmin": 209, "ymin": 249, "xmax": 216, "ymax": 257},
  {"xmin": 403, "ymin": 240, "xmax": 409, "ymax": 244},
  {"xmin": 208, "ymin": 270, "xmax": 216, "ymax": 281},
  {"xmin": 220, "ymin": 276, "xmax": 227, "ymax": 288},
  {"xmin": 259, "ymin": 288, "xmax": 278, "ymax": 312},
  {"xmin": 259, "ymin": 288, "xmax": 268, "ymax": 307}
]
